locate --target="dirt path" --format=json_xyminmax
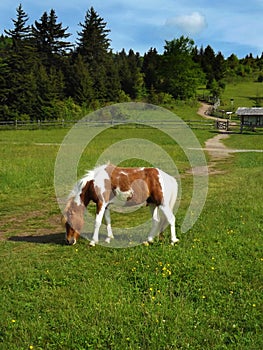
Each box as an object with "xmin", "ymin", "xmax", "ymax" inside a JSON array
[
  {"xmin": 197, "ymin": 102, "xmax": 229, "ymax": 122},
  {"xmin": 191, "ymin": 103, "xmax": 263, "ymax": 174},
  {"xmin": 205, "ymin": 133, "xmax": 231, "ymax": 160}
]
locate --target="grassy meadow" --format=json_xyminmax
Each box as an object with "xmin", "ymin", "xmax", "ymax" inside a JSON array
[
  {"xmin": 220, "ymin": 79, "xmax": 263, "ymax": 110},
  {"xmin": 0, "ymin": 106, "xmax": 262, "ymax": 349}
]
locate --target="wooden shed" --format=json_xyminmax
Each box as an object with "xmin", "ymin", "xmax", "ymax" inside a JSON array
[{"xmin": 236, "ymin": 107, "xmax": 263, "ymax": 132}]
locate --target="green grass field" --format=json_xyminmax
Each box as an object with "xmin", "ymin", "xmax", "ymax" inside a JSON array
[
  {"xmin": 0, "ymin": 113, "xmax": 262, "ymax": 349},
  {"xmin": 220, "ymin": 80, "xmax": 263, "ymax": 110}
]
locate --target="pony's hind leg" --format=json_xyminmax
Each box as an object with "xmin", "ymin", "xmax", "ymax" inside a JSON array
[
  {"xmin": 104, "ymin": 206, "xmax": 114, "ymax": 244},
  {"xmin": 159, "ymin": 204, "xmax": 179, "ymax": 245}
]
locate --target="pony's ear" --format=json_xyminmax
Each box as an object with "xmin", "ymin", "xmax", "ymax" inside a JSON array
[{"xmin": 61, "ymin": 215, "xmax": 67, "ymax": 227}]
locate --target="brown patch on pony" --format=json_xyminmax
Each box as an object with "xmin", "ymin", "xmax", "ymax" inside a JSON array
[
  {"xmin": 105, "ymin": 166, "xmax": 164, "ymax": 206},
  {"xmin": 80, "ymin": 180, "xmax": 105, "ymax": 215}
]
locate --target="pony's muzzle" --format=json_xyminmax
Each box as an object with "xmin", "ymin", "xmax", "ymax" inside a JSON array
[{"xmin": 66, "ymin": 237, "xmax": 76, "ymax": 245}]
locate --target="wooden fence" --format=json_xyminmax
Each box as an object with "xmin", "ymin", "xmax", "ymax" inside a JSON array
[{"xmin": 0, "ymin": 118, "xmax": 235, "ymax": 131}]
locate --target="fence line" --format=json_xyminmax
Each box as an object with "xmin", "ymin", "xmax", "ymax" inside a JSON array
[{"xmin": 0, "ymin": 118, "xmax": 221, "ymax": 131}]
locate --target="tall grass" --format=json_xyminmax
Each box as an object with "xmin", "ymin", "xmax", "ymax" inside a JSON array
[{"xmin": 0, "ymin": 127, "xmax": 262, "ymax": 350}]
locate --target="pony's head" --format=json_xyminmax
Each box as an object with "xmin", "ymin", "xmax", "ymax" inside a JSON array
[{"xmin": 62, "ymin": 199, "xmax": 85, "ymax": 245}]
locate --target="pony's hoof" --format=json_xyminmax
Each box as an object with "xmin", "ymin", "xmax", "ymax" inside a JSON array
[
  {"xmin": 105, "ymin": 237, "xmax": 111, "ymax": 244},
  {"xmin": 171, "ymin": 239, "xmax": 179, "ymax": 246},
  {"xmin": 143, "ymin": 239, "xmax": 153, "ymax": 246},
  {"xmin": 89, "ymin": 240, "xmax": 96, "ymax": 247}
]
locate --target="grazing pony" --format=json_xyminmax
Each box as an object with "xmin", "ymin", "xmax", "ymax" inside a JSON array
[{"xmin": 62, "ymin": 163, "xmax": 179, "ymax": 246}]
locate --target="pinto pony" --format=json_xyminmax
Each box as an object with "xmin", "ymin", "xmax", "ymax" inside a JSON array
[{"xmin": 62, "ymin": 163, "xmax": 179, "ymax": 246}]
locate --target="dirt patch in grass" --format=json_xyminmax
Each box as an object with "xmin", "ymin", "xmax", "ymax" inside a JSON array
[{"xmin": 0, "ymin": 210, "xmax": 63, "ymax": 243}]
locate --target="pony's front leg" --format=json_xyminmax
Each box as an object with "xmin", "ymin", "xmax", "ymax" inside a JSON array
[
  {"xmin": 90, "ymin": 204, "xmax": 106, "ymax": 246},
  {"xmin": 104, "ymin": 206, "xmax": 114, "ymax": 244}
]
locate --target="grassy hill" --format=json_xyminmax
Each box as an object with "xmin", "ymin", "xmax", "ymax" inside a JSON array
[{"xmin": 220, "ymin": 80, "xmax": 263, "ymax": 110}]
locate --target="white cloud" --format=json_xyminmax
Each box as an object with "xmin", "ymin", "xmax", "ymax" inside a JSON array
[{"xmin": 166, "ymin": 11, "xmax": 206, "ymax": 35}]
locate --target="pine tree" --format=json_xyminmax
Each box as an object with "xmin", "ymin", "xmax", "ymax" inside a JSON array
[
  {"xmin": 32, "ymin": 9, "xmax": 72, "ymax": 56},
  {"xmin": 4, "ymin": 3, "xmax": 31, "ymax": 50},
  {"xmin": 142, "ymin": 48, "xmax": 160, "ymax": 91},
  {"xmin": 76, "ymin": 7, "xmax": 114, "ymax": 101},
  {"xmin": 116, "ymin": 49, "xmax": 145, "ymax": 99},
  {"xmin": 0, "ymin": 58, "xmax": 10, "ymax": 121},
  {"xmin": 116, "ymin": 49, "xmax": 132, "ymax": 95},
  {"xmin": 31, "ymin": 11, "xmax": 49, "ymax": 54},
  {"xmin": 69, "ymin": 55, "xmax": 94, "ymax": 105},
  {"xmin": 3, "ymin": 4, "xmax": 40, "ymax": 120},
  {"xmin": 77, "ymin": 7, "xmax": 111, "ymax": 65}
]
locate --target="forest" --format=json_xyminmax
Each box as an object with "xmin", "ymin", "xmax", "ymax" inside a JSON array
[{"xmin": 0, "ymin": 4, "xmax": 263, "ymax": 122}]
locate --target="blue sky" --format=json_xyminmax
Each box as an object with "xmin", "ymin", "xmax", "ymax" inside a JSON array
[{"xmin": 0, "ymin": 0, "xmax": 262, "ymax": 58}]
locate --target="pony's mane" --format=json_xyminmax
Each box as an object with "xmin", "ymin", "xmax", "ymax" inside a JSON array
[{"xmin": 68, "ymin": 164, "xmax": 109, "ymax": 205}]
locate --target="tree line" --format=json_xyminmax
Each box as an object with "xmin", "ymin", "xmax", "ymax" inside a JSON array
[{"xmin": 0, "ymin": 4, "xmax": 262, "ymax": 122}]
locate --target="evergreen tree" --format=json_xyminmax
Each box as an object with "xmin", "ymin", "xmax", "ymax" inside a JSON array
[
  {"xmin": 116, "ymin": 49, "xmax": 145, "ymax": 99},
  {"xmin": 76, "ymin": 7, "xmax": 113, "ymax": 101},
  {"xmin": 214, "ymin": 52, "xmax": 226, "ymax": 82},
  {"xmin": 197, "ymin": 46, "xmax": 226, "ymax": 89},
  {"xmin": 227, "ymin": 53, "xmax": 239, "ymax": 70},
  {"xmin": 77, "ymin": 7, "xmax": 111, "ymax": 64},
  {"xmin": 142, "ymin": 48, "xmax": 160, "ymax": 91},
  {"xmin": 104, "ymin": 54, "xmax": 121, "ymax": 101},
  {"xmin": 0, "ymin": 58, "xmax": 10, "ymax": 120},
  {"xmin": 31, "ymin": 11, "xmax": 49, "ymax": 55},
  {"xmin": 116, "ymin": 49, "xmax": 132, "ymax": 95},
  {"xmin": 202, "ymin": 45, "xmax": 216, "ymax": 87},
  {"xmin": 32, "ymin": 9, "xmax": 72, "ymax": 56},
  {"xmin": 127, "ymin": 49, "xmax": 145, "ymax": 99},
  {"xmin": 69, "ymin": 55, "xmax": 94, "ymax": 105},
  {"xmin": 4, "ymin": 4, "xmax": 31, "ymax": 50},
  {"xmin": 5, "ymin": 52, "xmax": 38, "ymax": 120},
  {"xmin": 3, "ymin": 4, "xmax": 40, "ymax": 120}
]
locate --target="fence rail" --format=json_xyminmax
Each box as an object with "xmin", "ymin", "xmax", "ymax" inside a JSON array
[{"xmin": 0, "ymin": 118, "xmax": 221, "ymax": 131}]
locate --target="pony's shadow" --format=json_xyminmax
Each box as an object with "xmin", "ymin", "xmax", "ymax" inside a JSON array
[{"xmin": 8, "ymin": 233, "xmax": 65, "ymax": 245}]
